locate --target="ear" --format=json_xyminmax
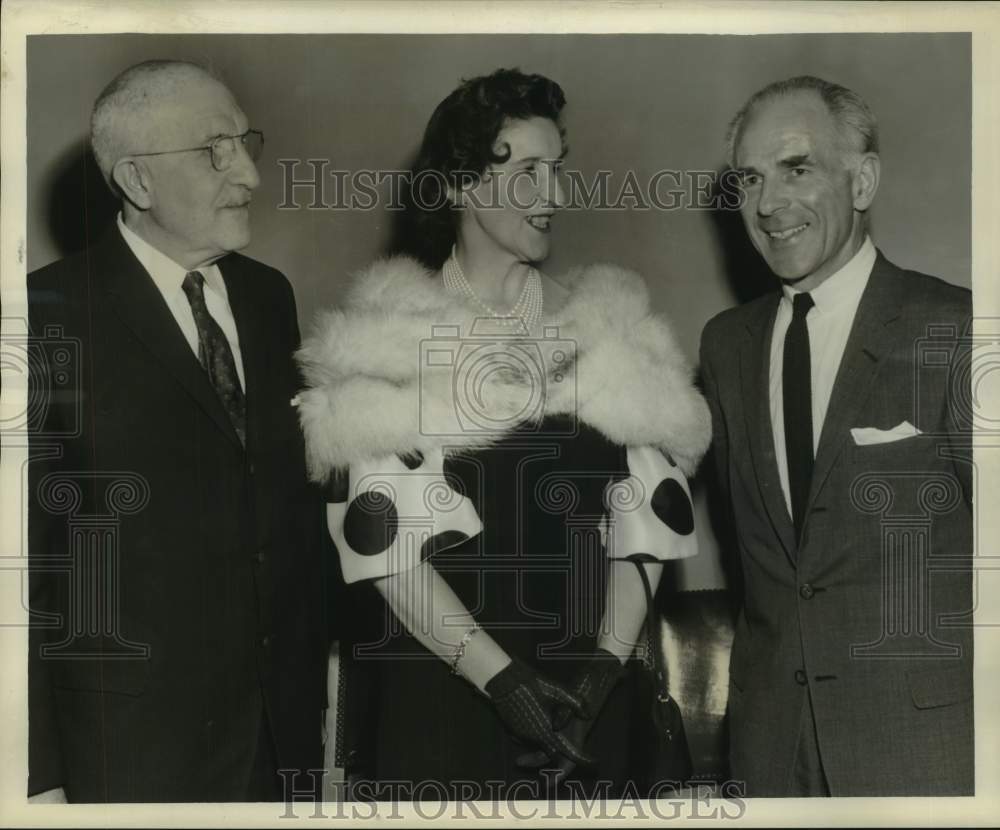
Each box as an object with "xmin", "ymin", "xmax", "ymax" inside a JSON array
[
  {"xmin": 111, "ymin": 158, "xmax": 153, "ymax": 210},
  {"xmin": 852, "ymin": 152, "xmax": 880, "ymax": 212}
]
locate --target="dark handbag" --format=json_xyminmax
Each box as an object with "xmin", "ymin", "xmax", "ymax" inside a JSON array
[{"xmin": 632, "ymin": 560, "xmax": 692, "ymax": 790}]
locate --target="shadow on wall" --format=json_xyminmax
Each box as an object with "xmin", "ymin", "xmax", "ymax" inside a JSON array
[
  {"xmin": 694, "ymin": 448, "xmax": 743, "ymax": 603},
  {"xmin": 384, "ymin": 155, "xmax": 422, "ymax": 264},
  {"xmin": 707, "ymin": 166, "xmax": 774, "ymax": 306},
  {"xmin": 42, "ymin": 138, "xmax": 119, "ymax": 260},
  {"xmin": 383, "ymin": 150, "xmax": 474, "ymax": 273}
]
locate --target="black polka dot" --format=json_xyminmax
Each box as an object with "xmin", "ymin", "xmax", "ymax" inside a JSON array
[
  {"xmin": 624, "ymin": 552, "xmax": 660, "ymax": 564},
  {"xmin": 324, "ymin": 468, "xmax": 349, "ymax": 503},
  {"xmin": 398, "ymin": 450, "xmax": 424, "ymax": 470},
  {"xmin": 343, "ymin": 492, "xmax": 398, "ymax": 555},
  {"xmin": 420, "ymin": 530, "xmax": 470, "ymax": 561},
  {"xmin": 650, "ymin": 479, "xmax": 694, "ymax": 535}
]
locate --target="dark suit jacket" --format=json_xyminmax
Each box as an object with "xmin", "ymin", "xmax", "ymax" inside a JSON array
[
  {"xmin": 700, "ymin": 253, "xmax": 973, "ymax": 796},
  {"xmin": 27, "ymin": 227, "xmax": 327, "ymax": 802}
]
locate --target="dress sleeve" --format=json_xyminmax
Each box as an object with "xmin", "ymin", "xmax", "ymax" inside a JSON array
[
  {"xmin": 325, "ymin": 448, "xmax": 483, "ymax": 584},
  {"xmin": 602, "ymin": 444, "xmax": 698, "ymax": 562}
]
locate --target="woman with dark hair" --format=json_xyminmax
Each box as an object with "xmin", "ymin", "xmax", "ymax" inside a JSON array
[
  {"xmin": 403, "ymin": 67, "xmax": 568, "ymax": 270},
  {"xmin": 297, "ymin": 68, "xmax": 710, "ymax": 798}
]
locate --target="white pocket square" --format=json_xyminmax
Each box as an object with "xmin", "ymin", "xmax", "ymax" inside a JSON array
[{"xmin": 851, "ymin": 421, "xmax": 922, "ymax": 446}]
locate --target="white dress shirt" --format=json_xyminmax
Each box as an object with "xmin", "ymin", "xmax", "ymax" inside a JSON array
[
  {"xmin": 769, "ymin": 236, "xmax": 876, "ymax": 517},
  {"xmin": 117, "ymin": 214, "xmax": 245, "ymax": 390}
]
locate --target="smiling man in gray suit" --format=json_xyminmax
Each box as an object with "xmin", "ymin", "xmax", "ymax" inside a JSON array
[{"xmin": 700, "ymin": 76, "xmax": 973, "ymax": 796}]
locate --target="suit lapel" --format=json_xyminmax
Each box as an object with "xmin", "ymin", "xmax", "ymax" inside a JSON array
[
  {"xmin": 806, "ymin": 253, "xmax": 905, "ymax": 514},
  {"xmin": 219, "ymin": 256, "xmax": 260, "ymax": 454},
  {"xmin": 97, "ymin": 228, "xmax": 244, "ymax": 450},
  {"xmin": 740, "ymin": 293, "xmax": 797, "ymax": 564}
]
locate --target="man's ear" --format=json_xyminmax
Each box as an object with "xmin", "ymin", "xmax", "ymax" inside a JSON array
[
  {"xmin": 111, "ymin": 158, "xmax": 153, "ymax": 210},
  {"xmin": 852, "ymin": 152, "xmax": 880, "ymax": 212}
]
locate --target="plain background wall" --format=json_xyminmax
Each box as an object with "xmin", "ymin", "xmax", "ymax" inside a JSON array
[{"xmin": 25, "ymin": 33, "xmax": 970, "ymax": 589}]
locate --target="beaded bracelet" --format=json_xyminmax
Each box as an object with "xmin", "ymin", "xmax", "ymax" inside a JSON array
[{"xmin": 449, "ymin": 624, "xmax": 482, "ymax": 676}]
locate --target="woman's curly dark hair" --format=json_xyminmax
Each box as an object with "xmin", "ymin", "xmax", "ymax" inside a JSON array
[{"xmin": 401, "ymin": 68, "xmax": 566, "ymax": 269}]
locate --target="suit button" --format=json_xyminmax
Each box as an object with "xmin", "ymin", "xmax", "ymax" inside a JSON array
[
  {"xmin": 254, "ymin": 548, "xmax": 266, "ymax": 564},
  {"xmin": 800, "ymin": 583, "xmax": 815, "ymax": 600},
  {"xmin": 794, "ymin": 669, "xmax": 808, "ymax": 686},
  {"xmin": 260, "ymin": 634, "xmax": 272, "ymax": 648}
]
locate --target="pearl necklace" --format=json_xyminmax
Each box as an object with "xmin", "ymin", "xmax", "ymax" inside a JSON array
[{"xmin": 442, "ymin": 246, "xmax": 544, "ymax": 331}]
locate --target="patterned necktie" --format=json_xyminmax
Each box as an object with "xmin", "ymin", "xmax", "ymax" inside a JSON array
[
  {"xmin": 783, "ymin": 291, "xmax": 815, "ymax": 544},
  {"xmin": 182, "ymin": 270, "xmax": 246, "ymax": 447}
]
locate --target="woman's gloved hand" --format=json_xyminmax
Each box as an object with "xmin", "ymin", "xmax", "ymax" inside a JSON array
[
  {"xmin": 484, "ymin": 658, "xmax": 595, "ymax": 767},
  {"xmin": 517, "ymin": 648, "xmax": 626, "ymax": 776},
  {"xmin": 556, "ymin": 647, "xmax": 627, "ymax": 727}
]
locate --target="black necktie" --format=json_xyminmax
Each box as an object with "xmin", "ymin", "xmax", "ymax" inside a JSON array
[
  {"xmin": 783, "ymin": 291, "xmax": 815, "ymax": 543},
  {"xmin": 182, "ymin": 270, "xmax": 246, "ymax": 447}
]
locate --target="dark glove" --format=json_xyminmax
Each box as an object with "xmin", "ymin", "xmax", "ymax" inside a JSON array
[
  {"xmin": 518, "ymin": 648, "xmax": 626, "ymax": 775},
  {"xmin": 555, "ymin": 647, "xmax": 626, "ymax": 728},
  {"xmin": 484, "ymin": 659, "xmax": 595, "ymax": 767}
]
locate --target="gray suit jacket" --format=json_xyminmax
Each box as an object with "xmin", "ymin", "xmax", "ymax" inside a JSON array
[{"xmin": 700, "ymin": 252, "xmax": 973, "ymax": 796}]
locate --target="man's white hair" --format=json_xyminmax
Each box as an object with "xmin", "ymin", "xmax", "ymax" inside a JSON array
[
  {"xmin": 90, "ymin": 59, "xmax": 223, "ymax": 194},
  {"xmin": 725, "ymin": 75, "xmax": 879, "ymax": 169}
]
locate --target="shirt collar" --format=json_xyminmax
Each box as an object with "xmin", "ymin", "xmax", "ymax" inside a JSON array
[
  {"xmin": 781, "ymin": 235, "xmax": 876, "ymax": 314},
  {"xmin": 117, "ymin": 212, "xmax": 226, "ymax": 299}
]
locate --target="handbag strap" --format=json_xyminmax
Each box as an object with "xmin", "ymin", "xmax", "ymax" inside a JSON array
[{"xmin": 631, "ymin": 559, "xmax": 670, "ymax": 701}]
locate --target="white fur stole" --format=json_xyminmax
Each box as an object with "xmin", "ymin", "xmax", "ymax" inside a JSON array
[{"xmin": 296, "ymin": 256, "xmax": 711, "ymax": 481}]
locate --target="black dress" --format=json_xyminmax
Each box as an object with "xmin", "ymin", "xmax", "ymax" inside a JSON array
[{"xmin": 337, "ymin": 415, "xmax": 663, "ymax": 799}]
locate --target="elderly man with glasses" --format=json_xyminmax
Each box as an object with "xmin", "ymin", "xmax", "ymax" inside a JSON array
[{"xmin": 27, "ymin": 60, "xmax": 327, "ymax": 803}]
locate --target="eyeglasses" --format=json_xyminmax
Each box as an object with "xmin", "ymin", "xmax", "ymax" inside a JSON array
[{"xmin": 128, "ymin": 129, "xmax": 264, "ymax": 172}]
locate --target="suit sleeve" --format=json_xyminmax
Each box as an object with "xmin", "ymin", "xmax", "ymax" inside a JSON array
[
  {"xmin": 699, "ymin": 322, "xmax": 731, "ymax": 511},
  {"xmin": 279, "ymin": 276, "xmax": 346, "ymax": 647},
  {"xmin": 279, "ymin": 275, "xmax": 331, "ymax": 712},
  {"xmin": 27, "ymin": 284, "xmax": 66, "ymax": 796},
  {"xmin": 946, "ymin": 309, "xmax": 974, "ymax": 512}
]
